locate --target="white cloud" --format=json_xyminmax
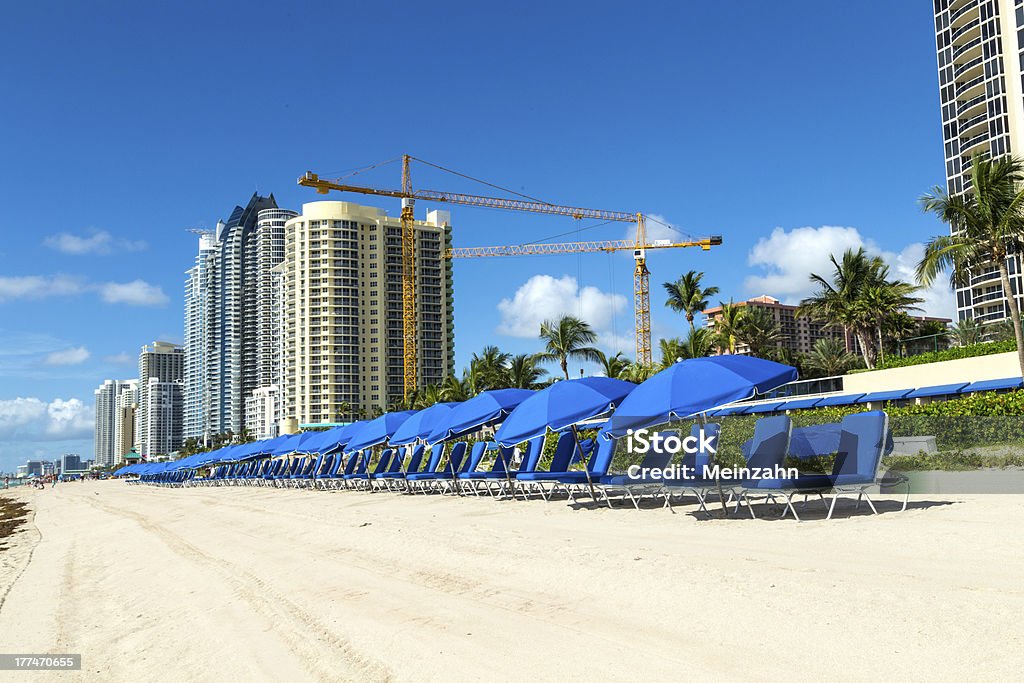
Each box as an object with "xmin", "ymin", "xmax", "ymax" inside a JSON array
[
  {"xmin": 0, "ymin": 397, "xmax": 93, "ymax": 441},
  {"xmin": 44, "ymin": 346, "xmax": 90, "ymax": 366},
  {"xmin": 888, "ymin": 242, "xmax": 957, "ymax": 321},
  {"xmin": 0, "ymin": 275, "xmax": 83, "ymax": 302},
  {"xmin": 98, "ymin": 280, "xmax": 168, "ymax": 306},
  {"xmin": 744, "ymin": 226, "xmax": 872, "ymax": 302},
  {"xmin": 742, "ymin": 225, "xmax": 955, "ymax": 319},
  {"xmin": 496, "ymin": 274, "xmax": 629, "ymax": 352},
  {"xmin": 104, "ymin": 352, "xmax": 134, "ymax": 365},
  {"xmin": 43, "ymin": 229, "xmax": 147, "ymax": 255}
]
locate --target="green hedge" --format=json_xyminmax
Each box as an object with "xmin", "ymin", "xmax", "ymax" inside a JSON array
[{"xmin": 870, "ymin": 339, "xmax": 1016, "ymax": 371}]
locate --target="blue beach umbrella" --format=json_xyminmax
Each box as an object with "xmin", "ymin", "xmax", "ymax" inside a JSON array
[
  {"xmin": 494, "ymin": 377, "xmax": 636, "ymax": 446},
  {"xmin": 606, "ymin": 355, "xmax": 798, "ymax": 438},
  {"xmin": 301, "ymin": 422, "xmax": 363, "ymax": 454},
  {"xmin": 426, "ymin": 389, "xmax": 534, "ymax": 444},
  {"xmin": 390, "ymin": 402, "xmax": 459, "ymax": 446},
  {"xmin": 345, "ymin": 411, "xmax": 417, "ymax": 453}
]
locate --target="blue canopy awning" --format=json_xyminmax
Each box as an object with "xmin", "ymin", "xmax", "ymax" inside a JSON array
[
  {"xmin": 745, "ymin": 401, "xmax": 785, "ymax": 414},
  {"xmin": 856, "ymin": 389, "xmax": 912, "ymax": 403},
  {"xmin": 907, "ymin": 382, "xmax": 969, "ymax": 398},
  {"xmin": 778, "ymin": 397, "xmax": 822, "ymax": 410},
  {"xmin": 815, "ymin": 393, "xmax": 865, "ymax": 407},
  {"xmin": 714, "ymin": 405, "xmax": 749, "ymax": 416},
  {"xmin": 964, "ymin": 377, "xmax": 1023, "ymax": 393}
]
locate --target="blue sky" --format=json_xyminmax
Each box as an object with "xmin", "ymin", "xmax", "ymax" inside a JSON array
[{"xmin": 0, "ymin": 1, "xmax": 951, "ymax": 471}]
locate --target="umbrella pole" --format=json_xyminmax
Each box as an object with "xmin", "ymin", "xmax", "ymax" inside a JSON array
[
  {"xmin": 570, "ymin": 425, "xmax": 597, "ymax": 503},
  {"xmin": 702, "ymin": 411, "xmax": 729, "ymax": 519}
]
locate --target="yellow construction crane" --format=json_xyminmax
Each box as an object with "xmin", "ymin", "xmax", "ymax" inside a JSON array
[{"xmin": 298, "ymin": 156, "xmax": 721, "ymax": 394}]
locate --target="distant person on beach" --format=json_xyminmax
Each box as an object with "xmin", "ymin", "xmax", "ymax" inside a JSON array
[{"xmin": 3, "ymin": 475, "xmax": 8, "ymax": 489}]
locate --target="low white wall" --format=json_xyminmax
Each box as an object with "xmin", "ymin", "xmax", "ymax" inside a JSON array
[{"xmin": 842, "ymin": 351, "xmax": 1020, "ymax": 394}]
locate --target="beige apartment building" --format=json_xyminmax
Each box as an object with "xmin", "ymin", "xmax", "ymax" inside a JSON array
[
  {"xmin": 704, "ymin": 296, "xmax": 851, "ymax": 356},
  {"xmin": 279, "ymin": 201, "xmax": 454, "ymax": 429},
  {"xmin": 704, "ymin": 295, "xmax": 951, "ymax": 358}
]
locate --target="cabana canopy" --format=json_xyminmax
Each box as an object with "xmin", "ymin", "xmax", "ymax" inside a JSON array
[
  {"xmin": 493, "ymin": 377, "xmax": 635, "ymax": 446},
  {"xmin": 606, "ymin": 355, "xmax": 798, "ymax": 438},
  {"xmin": 426, "ymin": 389, "xmax": 534, "ymax": 444}
]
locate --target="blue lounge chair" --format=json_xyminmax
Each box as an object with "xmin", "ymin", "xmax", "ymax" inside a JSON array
[
  {"xmin": 516, "ymin": 431, "xmax": 616, "ymax": 501},
  {"xmin": 596, "ymin": 430, "xmax": 676, "ymax": 508},
  {"xmin": 406, "ymin": 443, "xmax": 468, "ymax": 494},
  {"xmin": 313, "ymin": 453, "xmax": 337, "ymax": 489},
  {"xmin": 456, "ymin": 442, "xmax": 522, "ymax": 496},
  {"xmin": 515, "ymin": 431, "xmax": 580, "ymax": 500},
  {"xmin": 345, "ymin": 449, "xmax": 394, "ymax": 490},
  {"xmin": 738, "ymin": 411, "xmax": 901, "ymax": 520},
  {"xmin": 374, "ymin": 444, "xmax": 426, "ymax": 492},
  {"xmin": 660, "ymin": 417, "xmax": 785, "ymax": 514},
  {"xmin": 295, "ymin": 454, "xmax": 324, "ymax": 488}
]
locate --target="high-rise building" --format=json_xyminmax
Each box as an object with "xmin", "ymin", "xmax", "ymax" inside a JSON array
[
  {"xmin": 245, "ymin": 385, "xmax": 280, "ymax": 440},
  {"xmin": 182, "ymin": 195, "xmax": 296, "ymax": 442},
  {"xmin": 183, "ymin": 232, "xmax": 216, "ymax": 441},
  {"xmin": 142, "ymin": 379, "xmax": 183, "ymax": 457},
  {"xmin": 137, "ymin": 341, "xmax": 183, "ymax": 457},
  {"xmin": 94, "ymin": 379, "xmax": 137, "ymax": 467},
  {"xmin": 114, "ymin": 380, "xmax": 138, "ymax": 464},
  {"xmin": 279, "ymin": 201, "xmax": 455, "ymax": 430},
  {"xmin": 933, "ymin": 0, "xmax": 1024, "ymax": 322}
]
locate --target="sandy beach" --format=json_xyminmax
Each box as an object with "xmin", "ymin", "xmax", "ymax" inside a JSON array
[{"xmin": 0, "ymin": 482, "xmax": 1022, "ymax": 681}]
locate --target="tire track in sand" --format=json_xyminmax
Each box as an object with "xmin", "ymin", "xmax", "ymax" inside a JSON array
[{"xmin": 80, "ymin": 495, "xmax": 393, "ymax": 682}]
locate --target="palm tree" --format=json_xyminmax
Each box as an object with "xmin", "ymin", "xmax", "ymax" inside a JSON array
[
  {"xmin": 619, "ymin": 362, "xmax": 657, "ymax": 383},
  {"xmin": 988, "ymin": 318, "xmax": 1016, "ymax": 342},
  {"xmin": 681, "ymin": 327, "xmax": 714, "ymax": 360},
  {"xmin": 860, "ymin": 283, "xmax": 922, "ymax": 363},
  {"xmin": 470, "ymin": 345, "xmax": 512, "ymax": 390},
  {"xmin": 885, "ymin": 312, "xmax": 920, "ymax": 357},
  {"xmin": 658, "ymin": 337, "xmax": 687, "ymax": 368},
  {"xmin": 712, "ymin": 300, "xmax": 746, "ymax": 354},
  {"xmin": 919, "ymin": 154, "xmax": 1024, "ymax": 375},
  {"xmin": 736, "ymin": 308, "xmax": 784, "ymax": 358},
  {"xmin": 507, "ymin": 353, "xmax": 548, "ymax": 389},
  {"xmin": 412, "ymin": 384, "xmax": 444, "ymax": 409},
  {"xmin": 799, "ymin": 248, "xmax": 918, "ymax": 369},
  {"xmin": 596, "ymin": 350, "xmax": 631, "ymax": 378},
  {"xmin": 803, "ymin": 338, "xmax": 860, "ymax": 377},
  {"xmin": 949, "ymin": 318, "xmax": 984, "ymax": 346},
  {"xmin": 440, "ymin": 374, "xmax": 471, "ymax": 402},
  {"xmin": 536, "ymin": 315, "xmax": 603, "ymax": 379},
  {"xmin": 663, "ymin": 271, "xmax": 720, "ymax": 332}
]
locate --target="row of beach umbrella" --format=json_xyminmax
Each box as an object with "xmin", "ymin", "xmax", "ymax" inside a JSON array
[{"xmin": 114, "ymin": 355, "xmax": 798, "ymax": 477}]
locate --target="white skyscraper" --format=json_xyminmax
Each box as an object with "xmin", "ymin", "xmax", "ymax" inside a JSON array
[
  {"xmin": 934, "ymin": 0, "xmax": 1024, "ymax": 322},
  {"xmin": 183, "ymin": 232, "xmax": 216, "ymax": 441},
  {"xmin": 182, "ymin": 195, "xmax": 296, "ymax": 441},
  {"xmin": 137, "ymin": 341, "xmax": 183, "ymax": 457},
  {"xmin": 93, "ymin": 379, "xmax": 137, "ymax": 467}
]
